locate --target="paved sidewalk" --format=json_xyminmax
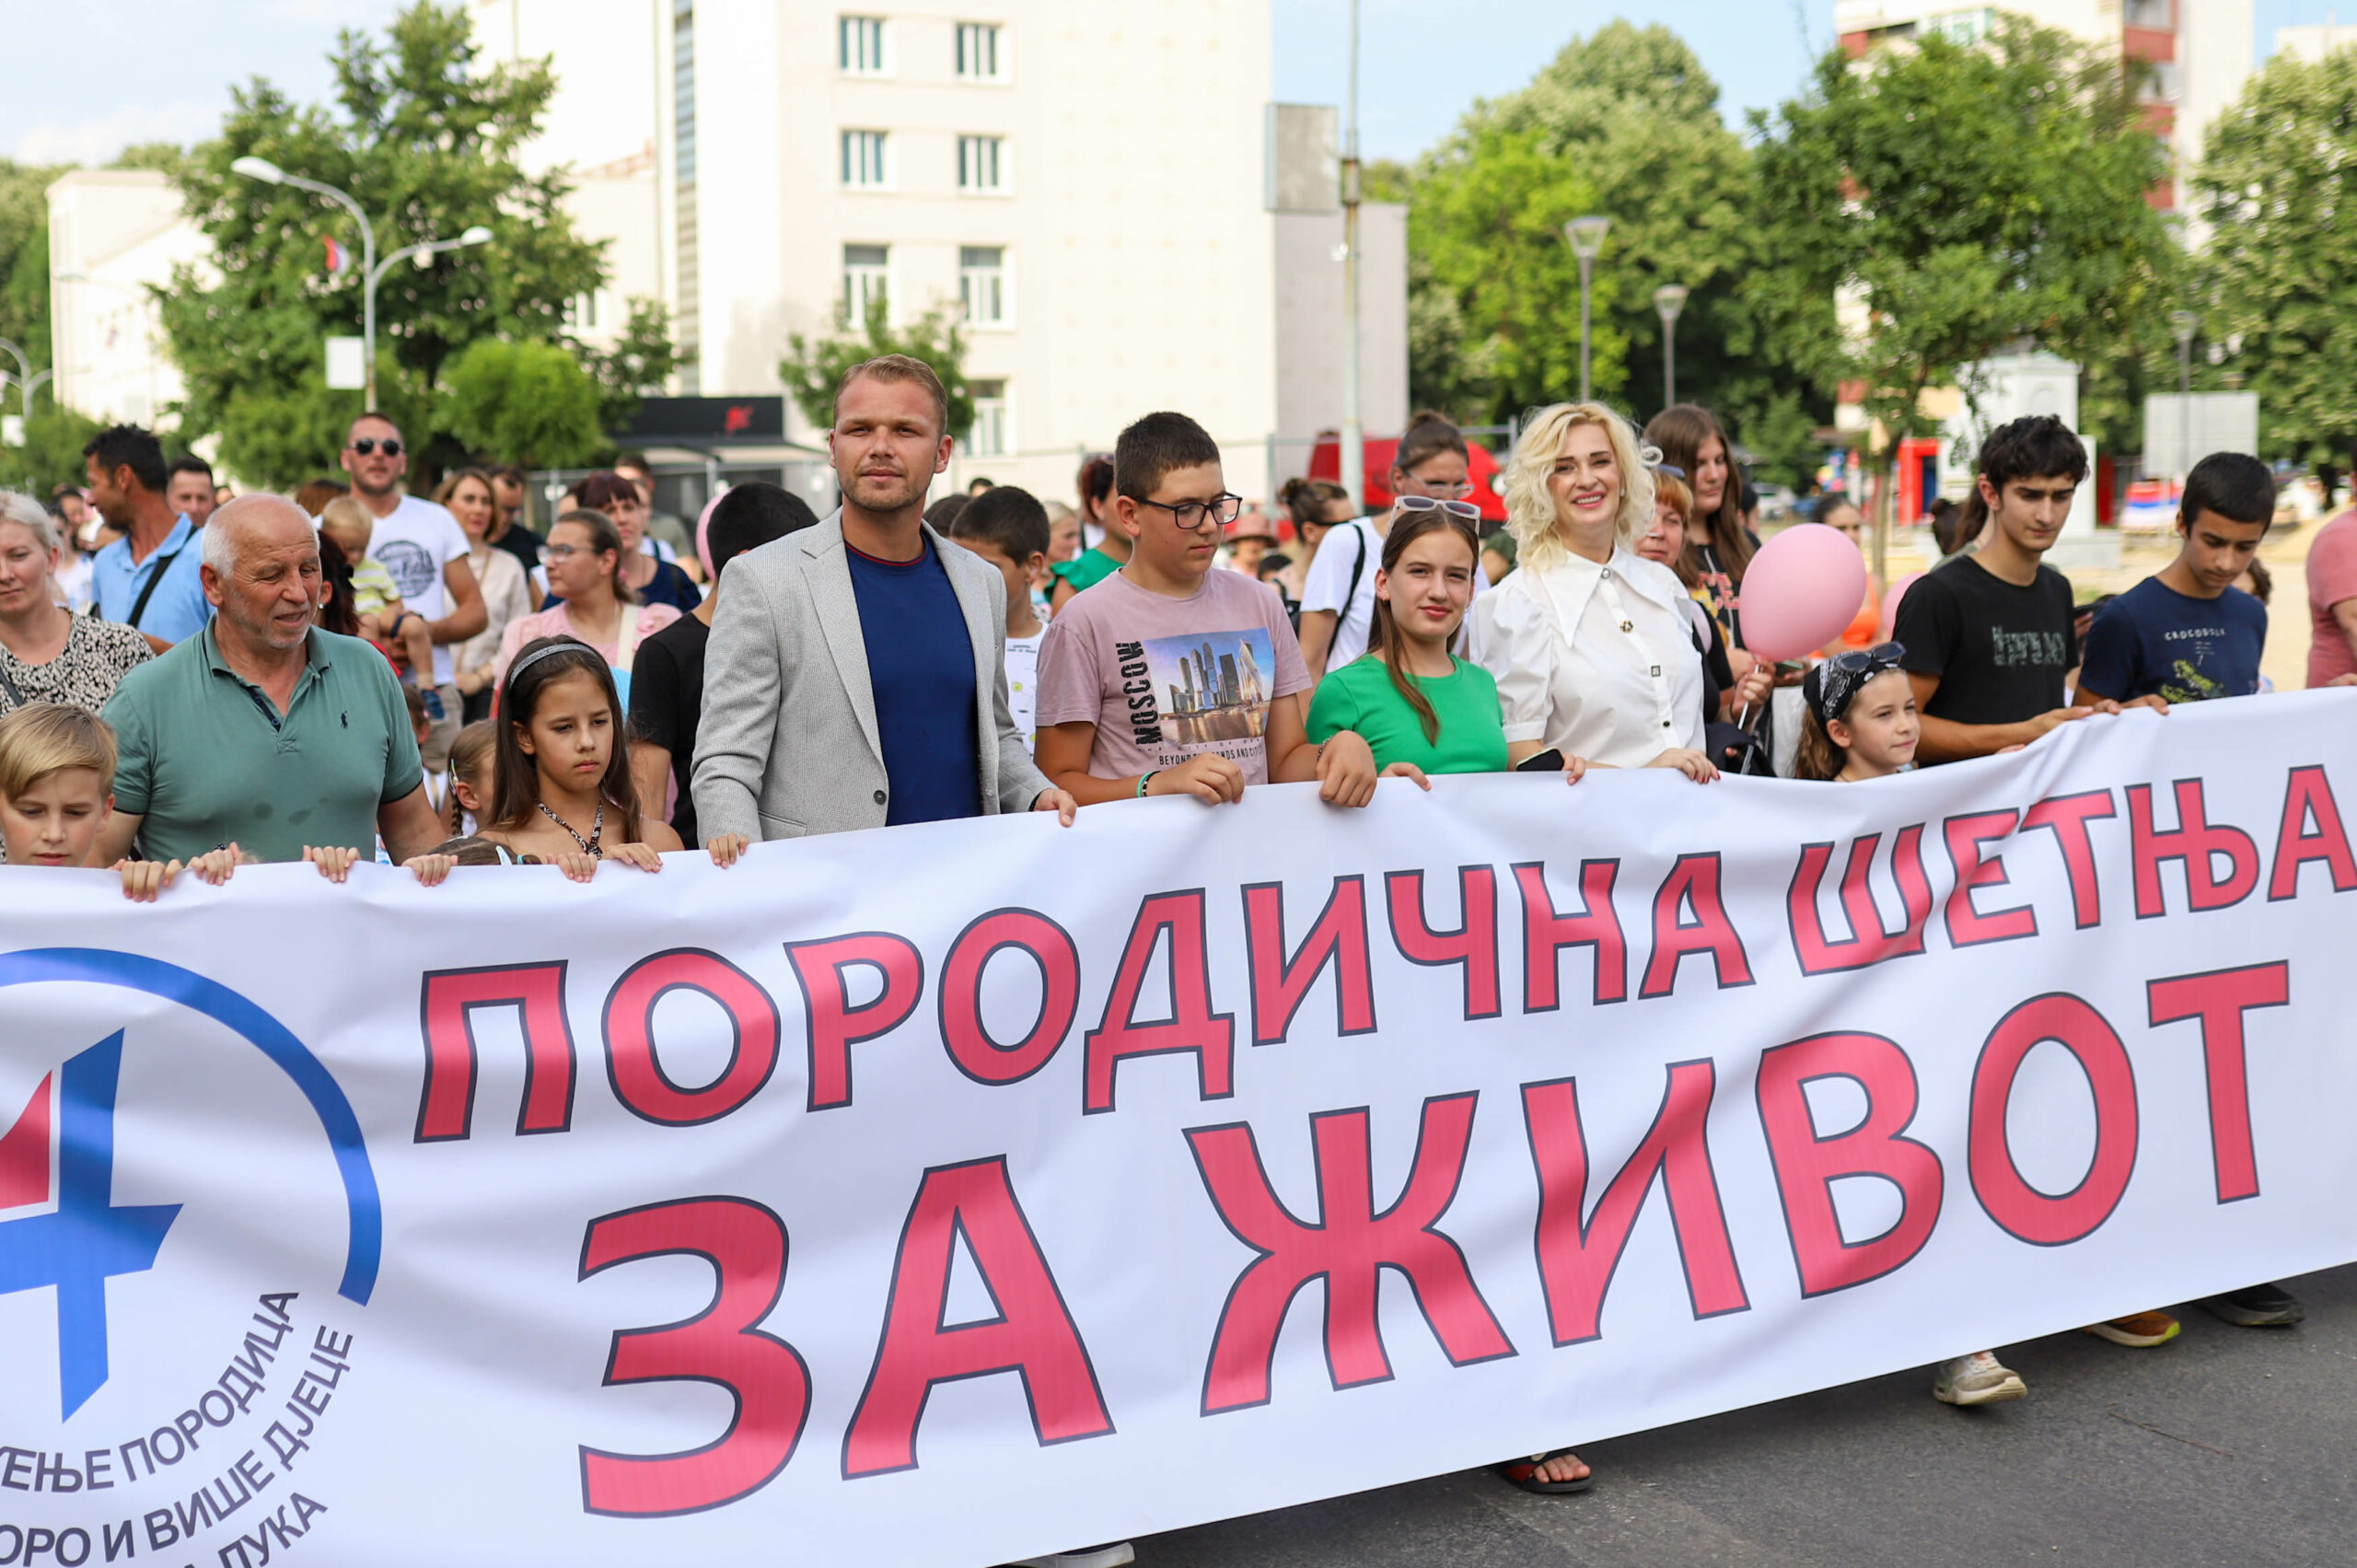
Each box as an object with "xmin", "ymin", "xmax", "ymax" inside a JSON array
[{"xmin": 1144, "ymin": 1263, "xmax": 2357, "ymax": 1568}]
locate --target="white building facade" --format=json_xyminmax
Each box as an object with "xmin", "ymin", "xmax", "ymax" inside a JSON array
[
  {"xmin": 473, "ymin": 0, "xmax": 1403, "ymax": 503},
  {"xmin": 45, "ymin": 169, "xmax": 204, "ymax": 431},
  {"xmin": 42, "ymin": 3, "xmax": 1406, "ymax": 503}
]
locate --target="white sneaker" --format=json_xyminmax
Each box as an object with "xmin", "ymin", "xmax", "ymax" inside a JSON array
[
  {"xmin": 1933, "ymin": 1350, "xmax": 2026, "ymax": 1406},
  {"xmin": 1008, "ymin": 1547, "xmax": 1136, "ymax": 1568}
]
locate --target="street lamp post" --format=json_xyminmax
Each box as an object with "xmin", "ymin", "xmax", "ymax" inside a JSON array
[
  {"xmin": 1564, "ymin": 216, "xmax": 1610, "ymax": 403},
  {"xmin": 2169, "ymin": 308, "xmax": 2198, "ymax": 484},
  {"xmin": 1653, "ymin": 284, "xmax": 1689, "ymax": 412},
  {"xmin": 1339, "ymin": 0, "xmax": 1364, "ymax": 514},
  {"xmin": 230, "ymin": 157, "xmax": 490, "ymax": 412},
  {"xmin": 0, "ymin": 338, "xmax": 32, "ymax": 422}
]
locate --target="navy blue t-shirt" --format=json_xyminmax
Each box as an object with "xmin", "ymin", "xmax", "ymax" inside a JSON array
[
  {"xmin": 846, "ymin": 540, "xmax": 981, "ymax": 825},
  {"xmin": 2078, "ymin": 576, "xmax": 2267, "ymax": 704}
]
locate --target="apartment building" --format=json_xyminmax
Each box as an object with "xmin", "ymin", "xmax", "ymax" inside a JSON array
[
  {"xmin": 1832, "ymin": 0, "xmax": 2254, "ymax": 210},
  {"xmin": 472, "ymin": 0, "xmax": 1406, "ymax": 503}
]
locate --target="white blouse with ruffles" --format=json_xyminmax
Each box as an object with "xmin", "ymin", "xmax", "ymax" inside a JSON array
[{"xmin": 1468, "ymin": 544, "xmax": 1705, "ymax": 769}]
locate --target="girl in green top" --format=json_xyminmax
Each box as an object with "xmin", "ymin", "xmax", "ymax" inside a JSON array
[{"xmin": 1307, "ymin": 505, "xmax": 1585, "ymax": 786}]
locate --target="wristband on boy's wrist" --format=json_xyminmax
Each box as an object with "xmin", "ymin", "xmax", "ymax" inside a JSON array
[{"xmin": 1136, "ymin": 770, "xmax": 1159, "ymax": 798}]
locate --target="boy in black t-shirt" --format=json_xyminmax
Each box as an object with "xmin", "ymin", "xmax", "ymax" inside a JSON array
[
  {"xmin": 1894, "ymin": 415, "xmax": 2149, "ymax": 763},
  {"xmin": 626, "ymin": 483, "xmax": 816, "ymax": 845}
]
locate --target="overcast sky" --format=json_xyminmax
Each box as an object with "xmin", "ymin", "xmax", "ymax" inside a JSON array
[{"xmin": 0, "ymin": 1, "xmax": 2322, "ymax": 168}]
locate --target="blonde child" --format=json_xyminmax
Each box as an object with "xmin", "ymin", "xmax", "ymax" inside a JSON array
[
  {"xmin": 319, "ymin": 496, "xmax": 435, "ymax": 682},
  {"xmin": 0, "ymin": 703, "xmax": 241, "ymax": 900}
]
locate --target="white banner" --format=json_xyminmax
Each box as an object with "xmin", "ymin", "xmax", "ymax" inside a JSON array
[{"xmin": 2, "ymin": 696, "xmax": 2354, "ymax": 1568}]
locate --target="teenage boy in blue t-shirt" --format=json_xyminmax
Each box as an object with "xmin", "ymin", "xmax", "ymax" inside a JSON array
[
  {"xmin": 2076, "ymin": 452, "xmax": 2272, "ymax": 707},
  {"xmin": 2073, "ymin": 448, "xmax": 2303, "ymax": 1333}
]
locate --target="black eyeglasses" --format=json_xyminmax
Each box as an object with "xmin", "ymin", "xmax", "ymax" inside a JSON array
[
  {"xmin": 347, "ymin": 438, "xmax": 402, "ymax": 458},
  {"xmin": 1136, "ymin": 493, "xmax": 1244, "ymax": 529}
]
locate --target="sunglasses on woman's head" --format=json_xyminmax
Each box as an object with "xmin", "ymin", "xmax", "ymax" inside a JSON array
[{"xmin": 1394, "ymin": 495, "xmax": 1481, "ymax": 521}]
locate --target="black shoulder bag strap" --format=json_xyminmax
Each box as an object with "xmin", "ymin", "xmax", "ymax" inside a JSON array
[
  {"xmin": 1340, "ymin": 521, "xmax": 1374, "ymax": 656},
  {"xmin": 125, "ymin": 542, "xmax": 190, "ymax": 633},
  {"xmin": 0, "ymin": 654, "xmax": 23, "ymax": 711}
]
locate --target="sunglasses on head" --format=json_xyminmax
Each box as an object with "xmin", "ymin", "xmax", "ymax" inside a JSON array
[
  {"xmin": 1806, "ymin": 641, "xmax": 1907, "ymax": 726},
  {"xmin": 1394, "ymin": 495, "xmax": 1481, "ymax": 522},
  {"xmin": 348, "ymin": 438, "xmax": 401, "ymax": 458}
]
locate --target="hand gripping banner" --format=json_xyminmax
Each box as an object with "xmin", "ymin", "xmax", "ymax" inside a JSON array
[{"xmin": 0, "ymin": 696, "xmax": 2352, "ymax": 1567}]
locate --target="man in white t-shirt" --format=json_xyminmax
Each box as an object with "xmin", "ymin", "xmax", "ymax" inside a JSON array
[
  {"xmin": 342, "ymin": 412, "xmax": 486, "ymax": 768},
  {"xmin": 1298, "ymin": 503, "xmax": 1488, "ymax": 682}
]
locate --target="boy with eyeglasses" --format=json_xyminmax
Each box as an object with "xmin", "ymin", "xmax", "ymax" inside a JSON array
[{"xmin": 1035, "ymin": 412, "xmax": 1377, "ymax": 807}]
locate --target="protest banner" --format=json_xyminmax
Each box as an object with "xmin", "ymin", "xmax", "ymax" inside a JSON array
[{"xmin": 0, "ymin": 696, "xmax": 2351, "ymax": 1567}]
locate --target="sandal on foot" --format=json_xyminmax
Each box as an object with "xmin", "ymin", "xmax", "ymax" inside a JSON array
[{"xmin": 1493, "ymin": 1449, "xmax": 1594, "ymax": 1494}]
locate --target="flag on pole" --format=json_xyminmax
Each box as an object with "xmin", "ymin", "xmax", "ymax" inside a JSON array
[{"xmin": 323, "ymin": 237, "xmax": 351, "ymax": 277}]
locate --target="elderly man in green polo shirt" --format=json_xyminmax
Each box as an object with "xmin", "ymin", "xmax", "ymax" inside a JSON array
[{"xmin": 98, "ymin": 494, "xmax": 447, "ymax": 868}]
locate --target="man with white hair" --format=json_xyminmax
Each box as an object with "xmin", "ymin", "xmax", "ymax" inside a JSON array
[{"xmin": 99, "ymin": 494, "xmax": 445, "ymax": 867}]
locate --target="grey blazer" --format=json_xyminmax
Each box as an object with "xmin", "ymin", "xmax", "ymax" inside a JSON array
[{"xmin": 691, "ymin": 512, "xmax": 1051, "ymax": 842}]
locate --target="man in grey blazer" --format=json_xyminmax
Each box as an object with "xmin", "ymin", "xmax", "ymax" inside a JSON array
[{"xmin": 694, "ymin": 354, "xmax": 1078, "ymax": 850}]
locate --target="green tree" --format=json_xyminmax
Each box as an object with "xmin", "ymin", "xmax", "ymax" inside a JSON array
[
  {"xmin": 1486, "ymin": 23, "xmax": 1821, "ymax": 469},
  {"xmin": 441, "ymin": 337, "xmax": 606, "ymax": 470},
  {"xmin": 582, "ymin": 297, "xmax": 680, "ymax": 433},
  {"xmin": 1389, "ymin": 23, "xmax": 1827, "ymax": 482},
  {"xmin": 1749, "ymin": 18, "xmax": 2175, "ymax": 540},
  {"xmin": 1401, "ymin": 122, "xmax": 1625, "ymax": 427},
  {"xmin": 0, "ymin": 159, "xmax": 78, "ymax": 492},
  {"xmin": 780, "ymin": 300, "xmax": 974, "ymax": 444},
  {"xmin": 156, "ymin": 1, "xmax": 607, "ymax": 486},
  {"xmin": 2192, "ymin": 49, "xmax": 2357, "ymax": 470}
]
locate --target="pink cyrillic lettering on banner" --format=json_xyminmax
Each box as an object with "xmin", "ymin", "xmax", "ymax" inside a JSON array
[
  {"xmin": 1242, "ymin": 877, "xmax": 1377, "ymax": 1047},
  {"xmin": 1385, "ymin": 867, "xmax": 1502, "ymax": 1021},
  {"xmin": 1187, "ymin": 1094, "xmax": 1513, "ymax": 1412},
  {"xmin": 2147, "ymin": 962, "xmax": 2291, "ymax": 1203},
  {"xmin": 786, "ymin": 933, "xmax": 923, "ymax": 1111},
  {"xmin": 1522, "ymin": 1063, "xmax": 1747, "ymax": 1343},
  {"xmin": 1084, "ymin": 890, "xmax": 1235, "ymax": 1113},
  {"xmin": 2128, "ymin": 779, "xmax": 2260, "ymax": 917},
  {"xmin": 1756, "ymin": 1033, "xmax": 1945, "ymax": 1295},
  {"xmin": 415, "ymin": 963, "xmax": 577, "ymax": 1141},
  {"xmin": 1968, "ymin": 994, "xmax": 2138, "ymax": 1246},
  {"xmin": 842, "ymin": 1157, "xmax": 1112, "ymax": 1476},
  {"xmin": 578, "ymin": 1197, "xmax": 809, "ymax": 1516}
]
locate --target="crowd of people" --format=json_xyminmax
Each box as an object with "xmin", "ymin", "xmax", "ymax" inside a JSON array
[{"xmin": 0, "ymin": 353, "xmax": 2344, "ymax": 1568}]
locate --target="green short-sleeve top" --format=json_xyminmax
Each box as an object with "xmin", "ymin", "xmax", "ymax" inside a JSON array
[{"xmin": 1306, "ymin": 655, "xmax": 1510, "ymax": 775}]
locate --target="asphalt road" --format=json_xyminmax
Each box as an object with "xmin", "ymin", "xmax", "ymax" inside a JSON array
[{"xmin": 1141, "ymin": 1263, "xmax": 2357, "ymax": 1568}]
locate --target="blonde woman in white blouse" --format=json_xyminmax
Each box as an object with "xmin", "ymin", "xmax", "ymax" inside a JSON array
[{"xmin": 1469, "ymin": 402, "xmax": 1719, "ymax": 781}]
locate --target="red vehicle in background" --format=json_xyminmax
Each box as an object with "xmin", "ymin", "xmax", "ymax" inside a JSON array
[{"xmin": 1304, "ymin": 430, "xmax": 1509, "ymax": 524}]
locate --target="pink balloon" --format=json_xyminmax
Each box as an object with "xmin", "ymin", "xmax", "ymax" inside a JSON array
[
  {"xmin": 694, "ymin": 489, "xmax": 727, "ymax": 581},
  {"xmin": 1880, "ymin": 570, "xmax": 1925, "ymax": 643},
  {"xmin": 1739, "ymin": 523, "xmax": 1869, "ymax": 663}
]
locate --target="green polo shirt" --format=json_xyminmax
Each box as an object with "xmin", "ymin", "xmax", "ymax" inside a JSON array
[{"xmin": 102, "ymin": 625, "xmax": 424, "ymax": 865}]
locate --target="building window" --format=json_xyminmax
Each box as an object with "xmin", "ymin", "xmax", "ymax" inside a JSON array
[
  {"xmin": 842, "ymin": 244, "xmax": 890, "ymax": 325},
  {"xmin": 840, "ymin": 15, "xmax": 888, "ymax": 73},
  {"xmin": 956, "ymin": 22, "xmax": 1004, "ymax": 79},
  {"xmin": 967, "ymin": 380, "xmax": 1008, "ymax": 457},
  {"xmin": 958, "ymin": 135, "xmax": 1005, "ymax": 192},
  {"xmin": 842, "ymin": 130, "xmax": 890, "ymax": 189},
  {"xmin": 959, "ymin": 247, "xmax": 1005, "ymax": 326},
  {"xmin": 2123, "ymin": 0, "xmax": 2173, "ymax": 28}
]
